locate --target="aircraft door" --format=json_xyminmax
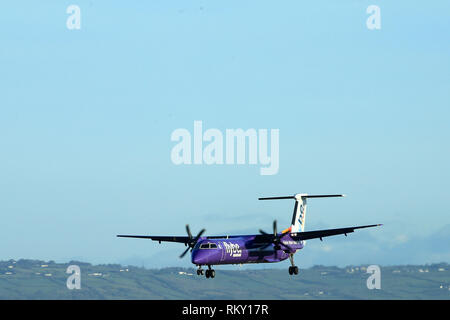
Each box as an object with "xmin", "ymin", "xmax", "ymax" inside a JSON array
[{"xmin": 219, "ymin": 242, "xmax": 225, "ymax": 262}]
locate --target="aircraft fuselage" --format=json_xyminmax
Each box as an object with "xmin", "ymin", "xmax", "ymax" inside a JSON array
[{"xmin": 191, "ymin": 234, "xmax": 304, "ymax": 266}]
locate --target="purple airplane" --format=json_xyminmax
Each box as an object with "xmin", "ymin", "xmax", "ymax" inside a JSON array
[{"xmin": 118, "ymin": 194, "xmax": 381, "ymax": 279}]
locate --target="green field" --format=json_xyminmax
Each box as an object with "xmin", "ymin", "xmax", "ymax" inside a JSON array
[{"xmin": 0, "ymin": 260, "xmax": 448, "ymax": 299}]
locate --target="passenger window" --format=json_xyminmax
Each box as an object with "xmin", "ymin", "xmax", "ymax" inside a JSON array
[
  {"xmin": 200, "ymin": 244, "xmax": 209, "ymax": 249},
  {"xmin": 210, "ymin": 243, "xmax": 217, "ymax": 249}
]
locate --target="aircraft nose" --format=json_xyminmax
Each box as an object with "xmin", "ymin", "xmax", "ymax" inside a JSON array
[{"xmin": 191, "ymin": 250, "xmax": 207, "ymax": 265}]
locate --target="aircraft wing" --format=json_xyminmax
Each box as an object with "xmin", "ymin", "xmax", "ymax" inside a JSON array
[
  {"xmin": 290, "ymin": 224, "xmax": 382, "ymax": 241},
  {"xmin": 116, "ymin": 235, "xmax": 190, "ymax": 244}
]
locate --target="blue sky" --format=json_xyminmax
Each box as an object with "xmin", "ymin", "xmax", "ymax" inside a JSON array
[{"xmin": 0, "ymin": 1, "xmax": 449, "ymax": 268}]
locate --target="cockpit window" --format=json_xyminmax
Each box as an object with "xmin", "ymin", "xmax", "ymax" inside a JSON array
[{"xmin": 199, "ymin": 243, "xmax": 218, "ymax": 249}]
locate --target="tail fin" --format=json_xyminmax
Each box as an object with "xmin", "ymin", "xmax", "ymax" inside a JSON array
[
  {"xmin": 259, "ymin": 194, "xmax": 345, "ymax": 233},
  {"xmin": 291, "ymin": 194, "xmax": 307, "ymax": 232}
]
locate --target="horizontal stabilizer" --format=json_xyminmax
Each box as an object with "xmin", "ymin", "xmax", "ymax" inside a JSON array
[
  {"xmin": 259, "ymin": 194, "xmax": 345, "ymax": 200},
  {"xmin": 259, "ymin": 196, "xmax": 297, "ymax": 200}
]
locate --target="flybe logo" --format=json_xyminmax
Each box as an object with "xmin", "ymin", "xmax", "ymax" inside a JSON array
[
  {"xmin": 223, "ymin": 242, "xmax": 242, "ymax": 257},
  {"xmin": 298, "ymin": 204, "xmax": 305, "ymax": 226}
]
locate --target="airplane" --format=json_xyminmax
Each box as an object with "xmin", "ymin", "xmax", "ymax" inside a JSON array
[{"xmin": 117, "ymin": 194, "xmax": 382, "ymax": 279}]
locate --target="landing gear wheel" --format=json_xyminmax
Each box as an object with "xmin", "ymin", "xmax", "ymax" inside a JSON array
[
  {"xmin": 288, "ymin": 254, "xmax": 298, "ymax": 276},
  {"xmin": 293, "ymin": 266, "xmax": 299, "ymax": 275},
  {"xmin": 197, "ymin": 269, "xmax": 202, "ymax": 276},
  {"xmin": 205, "ymin": 270, "xmax": 210, "ymax": 278},
  {"xmin": 210, "ymin": 270, "xmax": 215, "ymax": 278},
  {"xmin": 288, "ymin": 266, "xmax": 299, "ymax": 275}
]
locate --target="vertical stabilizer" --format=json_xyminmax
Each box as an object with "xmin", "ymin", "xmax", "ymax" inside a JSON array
[
  {"xmin": 259, "ymin": 193, "xmax": 345, "ymax": 233},
  {"xmin": 290, "ymin": 194, "xmax": 307, "ymax": 233}
]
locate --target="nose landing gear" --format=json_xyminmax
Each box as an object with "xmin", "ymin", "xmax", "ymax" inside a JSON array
[{"xmin": 196, "ymin": 266, "xmax": 204, "ymax": 276}]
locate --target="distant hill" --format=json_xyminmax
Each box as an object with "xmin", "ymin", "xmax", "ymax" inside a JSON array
[{"xmin": 0, "ymin": 259, "xmax": 449, "ymax": 299}]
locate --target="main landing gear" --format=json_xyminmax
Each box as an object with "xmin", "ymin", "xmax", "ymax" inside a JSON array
[
  {"xmin": 197, "ymin": 265, "xmax": 215, "ymax": 278},
  {"xmin": 288, "ymin": 254, "xmax": 299, "ymax": 276},
  {"xmin": 289, "ymin": 266, "xmax": 299, "ymax": 275},
  {"xmin": 196, "ymin": 266, "xmax": 204, "ymax": 276}
]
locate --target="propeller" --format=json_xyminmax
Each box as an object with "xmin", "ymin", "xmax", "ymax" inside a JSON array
[
  {"xmin": 258, "ymin": 220, "xmax": 293, "ymax": 252},
  {"xmin": 179, "ymin": 225, "xmax": 206, "ymax": 258}
]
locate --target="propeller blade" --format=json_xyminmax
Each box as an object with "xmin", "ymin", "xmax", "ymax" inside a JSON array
[
  {"xmin": 179, "ymin": 246, "xmax": 190, "ymax": 258},
  {"xmin": 259, "ymin": 229, "xmax": 269, "ymax": 235},
  {"xmin": 180, "ymin": 226, "xmax": 206, "ymax": 258},
  {"xmin": 273, "ymin": 220, "xmax": 278, "ymax": 236},
  {"xmin": 194, "ymin": 228, "xmax": 206, "ymax": 241},
  {"xmin": 185, "ymin": 225, "xmax": 192, "ymax": 239}
]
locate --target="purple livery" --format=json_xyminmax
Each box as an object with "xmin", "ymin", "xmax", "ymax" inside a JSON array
[{"xmin": 118, "ymin": 193, "xmax": 381, "ymax": 278}]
